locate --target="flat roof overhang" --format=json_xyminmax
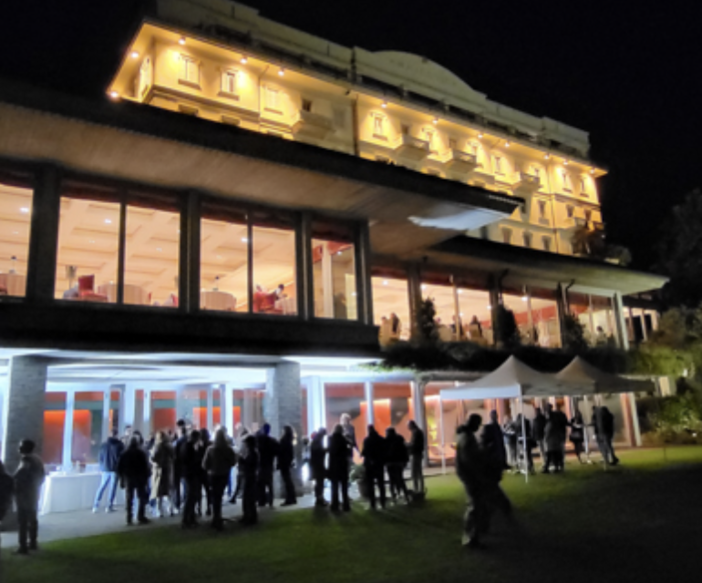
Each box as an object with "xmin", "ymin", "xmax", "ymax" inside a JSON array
[
  {"xmin": 419, "ymin": 236, "xmax": 668, "ymax": 296},
  {"xmin": 0, "ymin": 80, "xmax": 521, "ymax": 258}
]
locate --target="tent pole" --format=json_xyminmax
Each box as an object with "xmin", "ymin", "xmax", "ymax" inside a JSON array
[
  {"xmin": 439, "ymin": 397, "xmax": 446, "ymax": 475},
  {"xmin": 520, "ymin": 396, "xmax": 528, "ymax": 484},
  {"xmin": 596, "ymin": 393, "xmax": 607, "ymax": 472}
]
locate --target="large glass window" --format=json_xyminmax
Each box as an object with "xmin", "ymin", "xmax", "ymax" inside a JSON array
[
  {"xmin": 324, "ymin": 383, "xmax": 368, "ymax": 463},
  {"xmin": 312, "ymin": 221, "xmax": 356, "ymax": 320},
  {"xmin": 252, "ymin": 210, "xmax": 297, "ymax": 316},
  {"xmin": 124, "ymin": 193, "xmax": 180, "ymax": 307},
  {"xmin": 373, "ymin": 383, "xmax": 412, "ymax": 440},
  {"xmin": 457, "ymin": 287, "xmax": 492, "ymax": 345},
  {"xmin": 531, "ymin": 288, "xmax": 561, "ymax": 348},
  {"xmin": 43, "ymin": 392, "xmax": 66, "ymax": 469},
  {"xmin": 591, "ymin": 295, "xmax": 617, "ymax": 346},
  {"xmin": 71, "ymin": 391, "xmax": 104, "ymax": 465},
  {"xmin": 0, "ymin": 175, "xmax": 32, "ymax": 298},
  {"xmin": 503, "ymin": 290, "xmax": 531, "ymax": 344},
  {"xmin": 200, "ymin": 202, "xmax": 248, "ymax": 312},
  {"xmin": 150, "ymin": 391, "xmax": 176, "ymax": 434},
  {"xmin": 422, "ymin": 278, "xmax": 458, "ymax": 342},
  {"xmin": 372, "ymin": 275, "xmax": 410, "ymax": 344},
  {"xmin": 55, "ymin": 187, "xmax": 120, "ymax": 302}
]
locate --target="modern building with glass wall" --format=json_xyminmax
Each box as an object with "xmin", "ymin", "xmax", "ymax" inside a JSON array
[{"xmin": 0, "ymin": 0, "xmax": 666, "ymax": 492}]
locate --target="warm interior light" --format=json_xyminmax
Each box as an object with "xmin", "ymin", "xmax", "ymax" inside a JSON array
[
  {"xmin": 241, "ymin": 237, "xmax": 248, "ymax": 243},
  {"xmin": 178, "ymin": 37, "xmax": 186, "ymax": 46},
  {"xmin": 478, "ymin": 132, "xmax": 483, "ymax": 139},
  {"xmin": 521, "ymin": 296, "xmax": 528, "ymax": 302},
  {"xmin": 383, "ymin": 280, "xmax": 388, "ymax": 285},
  {"xmin": 381, "ymin": 100, "xmax": 387, "ymax": 108},
  {"xmin": 131, "ymin": 51, "xmax": 140, "ymax": 59},
  {"xmin": 487, "ymin": 304, "xmax": 492, "ymax": 310},
  {"xmin": 240, "ymin": 55, "xmax": 248, "ymax": 64},
  {"xmin": 505, "ymin": 141, "xmax": 510, "ymax": 147},
  {"xmin": 544, "ymin": 153, "xmax": 551, "ymax": 160},
  {"xmin": 19, "ymin": 207, "xmax": 29, "ymax": 214},
  {"xmin": 278, "ymin": 67, "xmax": 285, "ymax": 76},
  {"xmin": 433, "ymin": 117, "xmax": 438, "ymax": 125},
  {"xmin": 104, "ymin": 219, "xmax": 112, "ymax": 224},
  {"xmin": 564, "ymin": 159, "xmax": 569, "ymax": 166},
  {"xmin": 590, "ymin": 168, "xmax": 595, "ymax": 175},
  {"xmin": 109, "ymin": 90, "xmax": 119, "ymax": 100}
]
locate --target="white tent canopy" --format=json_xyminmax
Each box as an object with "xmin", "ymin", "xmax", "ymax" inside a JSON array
[
  {"xmin": 555, "ymin": 356, "xmax": 655, "ymax": 394},
  {"xmin": 439, "ymin": 356, "xmax": 584, "ymax": 401}
]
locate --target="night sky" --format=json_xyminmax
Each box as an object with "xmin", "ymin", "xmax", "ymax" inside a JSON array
[{"xmin": 2, "ymin": 0, "xmax": 701, "ymax": 270}]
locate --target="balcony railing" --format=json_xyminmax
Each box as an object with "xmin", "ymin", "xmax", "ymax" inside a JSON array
[
  {"xmin": 394, "ymin": 134, "xmax": 430, "ymax": 161},
  {"xmin": 291, "ymin": 109, "xmax": 333, "ymax": 139},
  {"xmin": 512, "ymin": 172, "xmax": 541, "ymax": 191},
  {"xmin": 444, "ymin": 149, "xmax": 478, "ymax": 173}
]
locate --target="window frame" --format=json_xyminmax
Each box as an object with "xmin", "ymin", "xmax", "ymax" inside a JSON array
[
  {"xmin": 219, "ymin": 68, "xmax": 239, "ymax": 99},
  {"xmin": 178, "ymin": 54, "xmax": 201, "ymax": 89}
]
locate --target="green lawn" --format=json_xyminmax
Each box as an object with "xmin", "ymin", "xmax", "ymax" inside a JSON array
[{"xmin": 4, "ymin": 447, "xmax": 702, "ymax": 583}]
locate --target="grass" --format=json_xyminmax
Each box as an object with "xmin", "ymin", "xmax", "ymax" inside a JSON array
[{"xmin": 3, "ymin": 446, "xmax": 702, "ymax": 583}]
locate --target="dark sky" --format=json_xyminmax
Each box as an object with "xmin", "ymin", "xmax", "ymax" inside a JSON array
[{"xmin": 2, "ymin": 0, "xmax": 701, "ymax": 269}]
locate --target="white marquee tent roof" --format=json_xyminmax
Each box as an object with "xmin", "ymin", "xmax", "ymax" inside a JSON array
[{"xmin": 555, "ymin": 356, "xmax": 655, "ymax": 395}]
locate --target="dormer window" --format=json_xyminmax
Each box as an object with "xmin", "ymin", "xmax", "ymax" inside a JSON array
[
  {"xmin": 264, "ymin": 86, "xmax": 281, "ymax": 113},
  {"xmin": 138, "ymin": 57, "xmax": 152, "ymax": 99},
  {"xmin": 449, "ymin": 138, "xmax": 457, "ymax": 149},
  {"xmin": 585, "ymin": 209, "xmax": 592, "ymax": 223},
  {"xmin": 179, "ymin": 55, "xmax": 200, "ymax": 88},
  {"xmin": 401, "ymin": 123, "xmax": 411, "ymax": 136},
  {"xmin": 542, "ymin": 236, "xmax": 552, "ymax": 252},
  {"xmin": 580, "ymin": 177, "xmax": 587, "ymax": 194},
  {"xmin": 502, "ymin": 227, "xmax": 513, "ymax": 244},
  {"xmin": 562, "ymin": 171, "xmax": 573, "ymax": 192},
  {"xmin": 523, "ymin": 232, "xmax": 533, "ymax": 248},
  {"xmin": 219, "ymin": 70, "xmax": 239, "ymax": 98},
  {"xmin": 538, "ymin": 200, "xmax": 547, "ymax": 218},
  {"xmin": 566, "ymin": 205, "xmax": 575, "ymax": 219},
  {"xmin": 372, "ymin": 113, "xmax": 386, "ymax": 138},
  {"xmin": 494, "ymin": 156, "xmax": 503, "ymax": 175},
  {"xmin": 302, "ymin": 98, "xmax": 313, "ymax": 112}
]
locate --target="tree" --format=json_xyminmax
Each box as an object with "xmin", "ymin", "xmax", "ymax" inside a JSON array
[
  {"xmin": 494, "ymin": 305, "xmax": 520, "ymax": 349},
  {"xmin": 571, "ymin": 225, "xmax": 631, "ymax": 266},
  {"xmin": 417, "ymin": 297, "xmax": 439, "ymax": 345},
  {"xmin": 562, "ymin": 314, "xmax": 588, "ymax": 352},
  {"xmin": 655, "ymin": 189, "xmax": 702, "ymax": 308}
]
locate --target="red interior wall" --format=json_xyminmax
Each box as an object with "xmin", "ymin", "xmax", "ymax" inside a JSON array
[
  {"xmin": 43, "ymin": 411, "xmax": 65, "ymax": 465},
  {"xmin": 152, "ymin": 409, "xmax": 176, "ymax": 433}
]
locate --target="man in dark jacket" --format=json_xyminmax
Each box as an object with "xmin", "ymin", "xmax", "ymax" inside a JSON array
[
  {"xmin": 385, "ymin": 428, "xmax": 410, "ymax": 503},
  {"xmin": 171, "ymin": 419, "xmax": 188, "ymax": 512},
  {"xmin": 13, "ymin": 439, "xmax": 46, "ymax": 554},
  {"xmin": 180, "ymin": 430, "xmax": 201, "ymax": 528},
  {"xmin": 117, "ymin": 436, "xmax": 150, "ymax": 525},
  {"xmin": 328, "ymin": 425, "xmax": 351, "ymax": 512},
  {"xmin": 532, "ymin": 407, "xmax": 547, "ymax": 469},
  {"xmin": 257, "ymin": 423, "xmax": 279, "ymax": 508},
  {"xmin": 543, "ymin": 404, "xmax": 569, "ymax": 473},
  {"xmin": 593, "ymin": 406, "xmax": 620, "ymax": 466},
  {"xmin": 407, "ymin": 420, "xmax": 425, "ymax": 495},
  {"xmin": 240, "ymin": 434, "xmax": 259, "ymax": 525},
  {"xmin": 480, "ymin": 410, "xmax": 507, "ymax": 475},
  {"xmin": 278, "ymin": 425, "xmax": 297, "ymax": 507},
  {"xmin": 309, "ymin": 429, "xmax": 328, "ymax": 507},
  {"xmin": 361, "ymin": 425, "xmax": 386, "ymax": 509},
  {"xmin": 93, "ymin": 428, "xmax": 125, "ymax": 513}
]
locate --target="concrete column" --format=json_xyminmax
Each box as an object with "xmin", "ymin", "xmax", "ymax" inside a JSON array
[
  {"xmin": 614, "ymin": 293, "xmax": 631, "ymax": 350},
  {"xmin": 364, "ymin": 381, "xmax": 374, "ymax": 427},
  {"xmin": 1, "ymin": 356, "xmax": 48, "ymax": 472},
  {"xmin": 206, "ymin": 387, "xmax": 214, "ymax": 430},
  {"xmin": 306, "ymin": 377, "xmax": 324, "ymax": 434},
  {"xmin": 649, "ymin": 309, "xmax": 660, "ymax": 331},
  {"xmin": 62, "ymin": 391, "xmax": 75, "ymax": 470},
  {"xmin": 628, "ymin": 393, "xmax": 642, "ymax": 447},
  {"xmin": 410, "ymin": 380, "xmax": 429, "ymax": 466},
  {"xmin": 639, "ymin": 308, "xmax": 648, "ymax": 341},
  {"xmin": 242, "ymin": 391, "xmax": 254, "ymax": 430},
  {"xmin": 120, "ymin": 385, "xmax": 135, "ymax": 434},
  {"xmin": 356, "ymin": 221, "xmax": 374, "ymax": 326},
  {"xmin": 142, "ymin": 389, "xmax": 152, "ymax": 435},
  {"xmin": 488, "ymin": 275, "xmax": 501, "ymax": 346},
  {"xmin": 407, "ymin": 264, "xmax": 423, "ymax": 341},
  {"xmin": 222, "ymin": 384, "xmax": 234, "ymax": 434},
  {"xmin": 102, "ymin": 388, "xmax": 112, "ymax": 442},
  {"xmin": 264, "ymin": 362, "xmax": 303, "ymax": 496},
  {"xmin": 556, "ymin": 283, "xmax": 569, "ymax": 348}
]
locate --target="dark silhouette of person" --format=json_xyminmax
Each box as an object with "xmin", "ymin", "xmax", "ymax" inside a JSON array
[
  {"xmin": 532, "ymin": 407, "xmax": 547, "ymax": 469},
  {"xmin": 543, "ymin": 403, "xmax": 568, "ymax": 473},
  {"xmin": 117, "ymin": 435, "xmax": 150, "ymax": 526},
  {"xmin": 385, "ymin": 427, "xmax": 410, "ymax": 503},
  {"xmin": 0, "ymin": 460, "xmax": 14, "ymax": 525},
  {"xmin": 257, "ymin": 423, "xmax": 278, "ymax": 507},
  {"xmin": 202, "ymin": 427, "xmax": 236, "ymax": 530},
  {"xmin": 12, "ymin": 440, "xmax": 45, "ymax": 554},
  {"xmin": 456, "ymin": 414, "xmax": 513, "ymax": 549},
  {"xmin": 93, "ymin": 427, "xmax": 125, "ymax": 513},
  {"xmin": 180, "ymin": 429, "xmax": 202, "ymax": 528},
  {"xmin": 593, "ymin": 406, "xmax": 619, "ymax": 465},
  {"xmin": 278, "ymin": 425, "xmax": 297, "ymax": 507},
  {"xmin": 407, "ymin": 420, "xmax": 425, "ymax": 495},
  {"xmin": 570, "ymin": 410, "xmax": 586, "ymax": 463},
  {"xmin": 361, "ymin": 425, "xmax": 386, "ymax": 509},
  {"xmin": 327, "ymin": 424, "xmax": 351, "ymax": 512},
  {"xmin": 480, "ymin": 410, "xmax": 507, "ymax": 473},
  {"xmin": 310, "ymin": 429, "xmax": 328, "ymax": 507},
  {"xmin": 230, "ymin": 428, "xmax": 249, "ymax": 504},
  {"xmin": 172, "ymin": 419, "xmax": 188, "ymax": 512},
  {"xmin": 197, "ymin": 428, "xmax": 212, "ymax": 517},
  {"xmin": 240, "ymin": 434, "xmax": 259, "ymax": 525}
]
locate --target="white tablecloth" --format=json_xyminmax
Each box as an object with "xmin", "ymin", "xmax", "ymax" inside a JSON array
[
  {"xmin": 40, "ymin": 472, "xmax": 125, "ymax": 515},
  {"xmin": 201, "ymin": 290, "xmax": 236, "ymax": 311},
  {"xmin": 0, "ymin": 272, "xmax": 26, "ymax": 296},
  {"xmin": 275, "ymin": 296, "xmax": 296, "ymax": 315},
  {"xmin": 98, "ymin": 283, "xmax": 148, "ymax": 305}
]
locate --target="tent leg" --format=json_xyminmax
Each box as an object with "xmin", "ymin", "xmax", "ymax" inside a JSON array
[
  {"xmin": 439, "ymin": 398, "xmax": 446, "ymax": 475},
  {"xmin": 520, "ymin": 397, "xmax": 528, "ymax": 484}
]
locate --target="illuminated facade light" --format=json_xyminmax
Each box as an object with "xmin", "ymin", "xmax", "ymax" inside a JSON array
[
  {"xmin": 564, "ymin": 159, "xmax": 569, "ymax": 166},
  {"xmin": 109, "ymin": 91, "xmax": 119, "ymax": 100},
  {"xmin": 433, "ymin": 117, "xmax": 438, "ymax": 125},
  {"xmin": 477, "ymin": 132, "xmax": 483, "ymax": 139},
  {"xmin": 278, "ymin": 67, "xmax": 285, "ymax": 76},
  {"xmin": 381, "ymin": 100, "xmax": 387, "ymax": 108},
  {"xmin": 178, "ymin": 36, "xmax": 186, "ymax": 46},
  {"xmin": 544, "ymin": 153, "xmax": 551, "ymax": 160},
  {"xmin": 240, "ymin": 55, "xmax": 248, "ymax": 64},
  {"xmin": 505, "ymin": 140, "xmax": 510, "ymax": 148},
  {"xmin": 590, "ymin": 168, "xmax": 595, "ymax": 175},
  {"xmin": 131, "ymin": 51, "xmax": 140, "ymax": 59}
]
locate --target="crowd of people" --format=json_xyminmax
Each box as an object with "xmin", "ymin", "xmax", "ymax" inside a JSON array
[{"xmin": 479, "ymin": 404, "xmax": 620, "ymax": 476}]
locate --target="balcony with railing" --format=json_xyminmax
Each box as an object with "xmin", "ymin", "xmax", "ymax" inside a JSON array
[
  {"xmin": 444, "ymin": 149, "xmax": 479, "ymax": 174},
  {"xmin": 512, "ymin": 172, "xmax": 541, "ymax": 192},
  {"xmin": 394, "ymin": 134, "xmax": 430, "ymax": 161},
  {"xmin": 291, "ymin": 109, "xmax": 334, "ymax": 139}
]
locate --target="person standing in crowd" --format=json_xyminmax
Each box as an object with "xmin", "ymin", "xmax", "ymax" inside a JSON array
[
  {"xmin": 327, "ymin": 424, "xmax": 351, "ymax": 512},
  {"xmin": 468, "ymin": 315, "xmax": 483, "ymax": 340},
  {"xmin": 203, "ymin": 427, "xmax": 237, "ymax": 530},
  {"xmin": 310, "ymin": 429, "xmax": 328, "ymax": 507},
  {"xmin": 180, "ymin": 429, "xmax": 202, "ymax": 529},
  {"xmin": 481, "ymin": 410, "xmax": 507, "ymax": 473},
  {"xmin": 543, "ymin": 403, "xmax": 568, "ymax": 473},
  {"xmin": 514, "ymin": 414, "xmax": 534, "ymax": 474},
  {"xmin": 150, "ymin": 431, "xmax": 175, "ymax": 517},
  {"xmin": 278, "ymin": 425, "xmax": 297, "ymax": 507},
  {"xmin": 389, "ymin": 312, "xmax": 402, "ymax": 341},
  {"xmin": 12, "ymin": 440, "xmax": 45, "ymax": 555},
  {"xmin": 230, "ymin": 427, "xmax": 249, "ymax": 504},
  {"xmin": 456, "ymin": 414, "xmax": 512, "ymax": 549},
  {"xmin": 117, "ymin": 435, "xmax": 150, "ymax": 526},
  {"xmin": 172, "ymin": 420, "xmax": 188, "ymax": 514},
  {"xmin": 385, "ymin": 427, "xmax": 410, "ymax": 504},
  {"xmin": 93, "ymin": 428, "xmax": 125, "ymax": 514},
  {"xmin": 532, "ymin": 407, "xmax": 547, "ymax": 469},
  {"xmin": 407, "ymin": 420, "xmax": 425, "ymax": 495},
  {"xmin": 256, "ymin": 423, "xmax": 278, "ymax": 508},
  {"xmin": 340, "ymin": 414, "xmax": 358, "ymax": 461},
  {"xmin": 569, "ymin": 410, "xmax": 587, "ymax": 464},
  {"xmin": 361, "ymin": 425, "xmax": 386, "ymax": 510},
  {"xmin": 121, "ymin": 425, "xmax": 133, "ymax": 447},
  {"xmin": 240, "ymin": 434, "xmax": 259, "ymax": 525},
  {"xmin": 197, "ymin": 429, "xmax": 212, "ymax": 517},
  {"xmin": 501, "ymin": 415, "xmax": 517, "ymax": 468},
  {"xmin": 593, "ymin": 406, "xmax": 620, "ymax": 466}
]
